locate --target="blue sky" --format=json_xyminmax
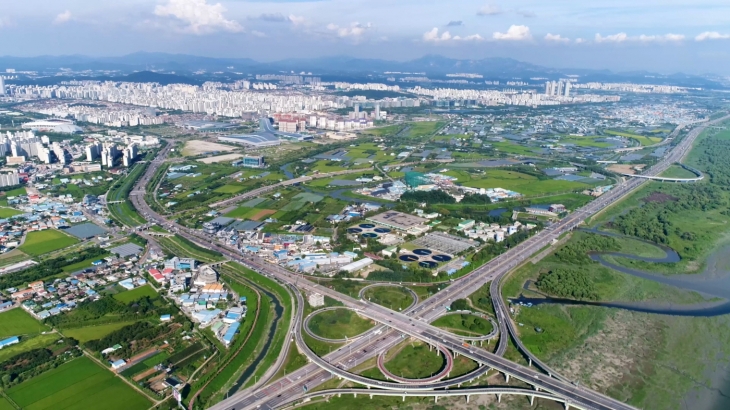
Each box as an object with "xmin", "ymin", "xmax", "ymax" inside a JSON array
[{"xmin": 2, "ymin": 0, "xmax": 730, "ymax": 74}]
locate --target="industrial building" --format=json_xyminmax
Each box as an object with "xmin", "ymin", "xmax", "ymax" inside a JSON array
[
  {"xmin": 21, "ymin": 119, "xmax": 83, "ymax": 134},
  {"xmin": 218, "ymin": 134, "xmax": 281, "ymax": 148}
]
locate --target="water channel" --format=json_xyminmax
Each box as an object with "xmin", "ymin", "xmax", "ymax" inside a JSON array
[
  {"xmin": 225, "ymin": 278, "xmax": 285, "ymax": 396},
  {"xmin": 511, "ymin": 227, "xmax": 730, "ymax": 315}
]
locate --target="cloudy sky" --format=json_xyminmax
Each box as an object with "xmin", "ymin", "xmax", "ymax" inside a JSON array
[{"xmin": 2, "ymin": 0, "xmax": 730, "ymax": 74}]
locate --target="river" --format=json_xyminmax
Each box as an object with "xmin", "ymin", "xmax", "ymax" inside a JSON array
[
  {"xmin": 225, "ymin": 278, "xmax": 285, "ymax": 396},
  {"xmin": 511, "ymin": 227, "xmax": 730, "ymax": 410}
]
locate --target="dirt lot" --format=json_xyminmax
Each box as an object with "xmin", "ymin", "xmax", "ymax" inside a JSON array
[
  {"xmin": 250, "ymin": 209, "xmax": 277, "ymax": 221},
  {"xmin": 197, "ymin": 153, "xmax": 244, "ymax": 164},
  {"xmin": 607, "ymin": 164, "xmax": 645, "ymax": 175},
  {"xmin": 642, "ymin": 191, "xmax": 679, "ymax": 203},
  {"xmin": 182, "ymin": 140, "xmax": 236, "ymax": 156}
]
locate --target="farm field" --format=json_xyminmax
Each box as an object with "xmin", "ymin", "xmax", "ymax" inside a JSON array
[
  {"xmin": 213, "ymin": 184, "xmax": 246, "ymax": 194},
  {"xmin": 156, "ymin": 235, "xmax": 224, "ymax": 263},
  {"xmin": 6, "ymin": 357, "xmax": 151, "ymax": 410},
  {"xmin": 453, "ymin": 169, "xmax": 589, "ymax": 196},
  {"xmin": 0, "ymin": 308, "xmax": 49, "ymax": 338},
  {"xmin": 0, "ymin": 207, "xmax": 22, "ymax": 218},
  {"xmin": 20, "ymin": 229, "xmax": 79, "ymax": 256},
  {"xmin": 61, "ymin": 321, "xmax": 137, "ymax": 343},
  {"xmin": 114, "ymin": 285, "xmax": 159, "ymax": 303}
]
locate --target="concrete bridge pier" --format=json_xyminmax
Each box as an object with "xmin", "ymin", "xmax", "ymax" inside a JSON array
[
  {"xmin": 337, "ymin": 393, "xmax": 340, "ymax": 398},
  {"xmin": 466, "ymin": 395, "xmax": 470, "ymax": 404},
  {"xmin": 528, "ymin": 358, "xmax": 532, "ymax": 367},
  {"xmin": 497, "ymin": 393, "xmax": 502, "ymax": 403},
  {"xmin": 354, "ymin": 393, "xmax": 357, "ymax": 398},
  {"xmin": 565, "ymin": 402, "xmax": 570, "ymax": 410},
  {"xmin": 369, "ymin": 394, "xmax": 373, "ymax": 399},
  {"xmin": 530, "ymin": 395, "xmax": 535, "ymax": 406},
  {"xmin": 402, "ymin": 395, "xmax": 405, "ymax": 402},
  {"xmin": 434, "ymin": 396, "xmax": 438, "ymax": 403},
  {"xmin": 504, "ymin": 373, "xmax": 510, "ymax": 383}
]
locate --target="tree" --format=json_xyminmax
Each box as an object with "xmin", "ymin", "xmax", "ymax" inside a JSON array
[{"xmin": 450, "ymin": 299, "xmax": 469, "ymax": 311}]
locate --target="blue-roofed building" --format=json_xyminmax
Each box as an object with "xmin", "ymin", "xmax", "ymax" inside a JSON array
[
  {"xmin": 0, "ymin": 301, "xmax": 12, "ymax": 311},
  {"xmin": 240, "ymin": 296, "xmax": 247, "ymax": 304},
  {"xmin": 222, "ymin": 322, "xmax": 240, "ymax": 346},
  {"xmin": 160, "ymin": 314, "xmax": 172, "ymax": 321},
  {"xmin": 110, "ymin": 359, "xmax": 127, "ymax": 370},
  {"xmin": 0, "ymin": 336, "xmax": 20, "ymax": 349}
]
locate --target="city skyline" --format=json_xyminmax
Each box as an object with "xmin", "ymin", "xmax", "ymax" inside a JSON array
[{"xmin": 2, "ymin": 1, "xmax": 730, "ymax": 74}]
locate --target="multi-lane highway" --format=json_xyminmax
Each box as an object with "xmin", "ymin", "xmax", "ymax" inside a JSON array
[{"xmin": 130, "ymin": 114, "xmax": 728, "ymax": 410}]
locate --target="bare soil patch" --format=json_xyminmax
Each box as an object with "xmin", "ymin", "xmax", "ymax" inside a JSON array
[
  {"xmin": 182, "ymin": 140, "xmax": 236, "ymax": 156},
  {"xmin": 197, "ymin": 153, "xmax": 244, "ymax": 164},
  {"xmin": 250, "ymin": 209, "xmax": 276, "ymax": 221},
  {"xmin": 642, "ymin": 191, "xmax": 679, "ymax": 204}
]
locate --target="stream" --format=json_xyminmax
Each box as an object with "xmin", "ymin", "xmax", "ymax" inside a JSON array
[
  {"xmin": 511, "ymin": 227, "xmax": 730, "ymax": 315},
  {"xmin": 225, "ymin": 278, "xmax": 284, "ymax": 396}
]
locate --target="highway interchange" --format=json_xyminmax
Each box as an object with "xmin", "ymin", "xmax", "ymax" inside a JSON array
[{"xmin": 128, "ymin": 115, "xmax": 727, "ymax": 410}]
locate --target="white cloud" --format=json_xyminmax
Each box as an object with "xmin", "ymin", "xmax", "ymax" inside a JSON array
[
  {"xmin": 54, "ymin": 10, "xmax": 72, "ymax": 25},
  {"xmin": 154, "ymin": 0, "xmax": 242, "ymax": 34},
  {"xmin": 695, "ymin": 31, "xmax": 730, "ymax": 41},
  {"xmin": 251, "ymin": 30, "xmax": 266, "ymax": 37},
  {"xmin": 288, "ymin": 15, "xmax": 306, "ymax": 26},
  {"xmin": 595, "ymin": 32, "xmax": 628, "ymax": 43},
  {"xmin": 595, "ymin": 32, "xmax": 686, "ymax": 43},
  {"xmin": 638, "ymin": 33, "xmax": 685, "ymax": 42},
  {"xmin": 423, "ymin": 28, "xmax": 483, "ymax": 43},
  {"xmin": 327, "ymin": 22, "xmax": 372, "ymax": 39},
  {"xmin": 492, "ymin": 25, "xmax": 531, "ymax": 41},
  {"xmin": 477, "ymin": 4, "xmax": 503, "ymax": 16},
  {"xmin": 575, "ymin": 38, "xmax": 587, "ymax": 44},
  {"xmin": 544, "ymin": 33, "xmax": 569, "ymax": 43}
]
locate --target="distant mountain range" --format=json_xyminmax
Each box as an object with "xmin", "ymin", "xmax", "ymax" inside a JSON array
[{"xmin": 0, "ymin": 52, "xmax": 722, "ymax": 88}]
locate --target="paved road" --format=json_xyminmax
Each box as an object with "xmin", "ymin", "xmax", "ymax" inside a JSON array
[{"xmin": 133, "ymin": 115, "xmax": 728, "ymax": 410}]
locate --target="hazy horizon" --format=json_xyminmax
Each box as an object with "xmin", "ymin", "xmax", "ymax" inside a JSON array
[{"xmin": 2, "ymin": 0, "xmax": 730, "ymax": 75}]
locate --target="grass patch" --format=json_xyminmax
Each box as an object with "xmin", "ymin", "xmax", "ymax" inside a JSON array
[
  {"xmin": 6, "ymin": 356, "xmax": 152, "ymax": 410},
  {"xmin": 0, "ymin": 333, "xmax": 60, "ymax": 363},
  {"xmin": 60, "ymin": 321, "xmax": 138, "ymax": 343},
  {"xmin": 113, "ymin": 285, "xmax": 159, "ymax": 303},
  {"xmin": 142, "ymin": 351, "xmax": 170, "ymax": 367},
  {"xmin": 431, "ymin": 313, "xmax": 494, "ymax": 337},
  {"xmin": 0, "ymin": 207, "xmax": 21, "ymax": 218},
  {"xmin": 20, "ymin": 230, "xmax": 79, "ymax": 256},
  {"xmin": 213, "ymin": 185, "xmax": 245, "ymax": 194},
  {"xmin": 156, "ymin": 235, "xmax": 224, "ymax": 263},
  {"xmin": 383, "ymin": 341, "xmax": 444, "ymax": 379},
  {"xmin": 307, "ymin": 308, "xmax": 375, "ymax": 340},
  {"xmin": 0, "ymin": 309, "xmax": 49, "ymax": 338},
  {"xmin": 362, "ymin": 286, "xmax": 414, "ymax": 311},
  {"xmin": 460, "ymin": 169, "xmax": 588, "ymax": 196}
]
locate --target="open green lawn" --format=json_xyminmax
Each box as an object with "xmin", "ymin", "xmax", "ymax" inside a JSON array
[
  {"xmin": 156, "ymin": 235, "xmax": 224, "ymax": 263},
  {"xmin": 113, "ymin": 285, "xmax": 159, "ymax": 303},
  {"xmin": 0, "ymin": 309, "xmax": 49, "ymax": 338},
  {"xmin": 561, "ymin": 136, "xmax": 613, "ymax": 148},
  {"xmin": 383, "ymin": 341, "xmax": 445, "ymax": 379},
  {"xmin": 403, "ymin": 121, "xmax": 445, "ymax": 139},
  {"xmin": 61, "ymin": 253, "xmax": 111, "ymax": 273},
  {"xmin": 362, "ymin": 286, "xmax": 414, "ymax": 311},
  {"xmin": 431, "ymin": 313, "xmax": 493, "ymax": 337},
  {"xmin": 61, "ymin": 321, "xmax": 138, "ymax": 343},
  {"xmin": 0, "ymin": 207, "xmax": 21, "ymax": 218},
  {"xmin": 6, "ymin": 356, "xmax": 152, "ymax": 410},
  {"xmin": 459, "ymin": 169, "xmax": 588, "ymax": 196},
  {"xmin": 0, "ymin": 333, "xmax": 60, "ymax": 363},
  {"xmin": 3, "ymin": 187, "xmax": 27, "ymax": 197},
  {"xmin": 490, "ymin": 140, "xmax": 538, "ymax": 155},
  {"xmin": 307, "ymin": 308, "xmax": 374, "ymax": 340},
  {"xmin": 213, "ymin": 184, "xmax": 245, "ymax": 194},
  {"xmin": 660, "ymin": 165, "xmax": 698, "ymax": 179},
  {"xmin": 20, "ymin": 229, "xmax": 79, "ymax": 256},
  {"xmin": 605, "ymin": 130, "xmax": 662, "ymax": 146}
]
